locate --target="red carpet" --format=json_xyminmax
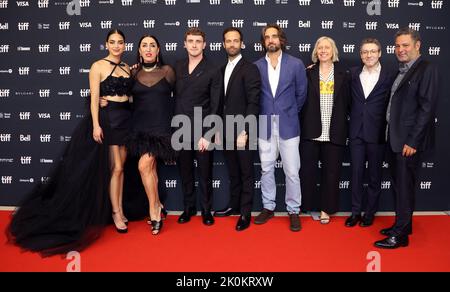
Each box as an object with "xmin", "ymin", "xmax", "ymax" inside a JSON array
[{"xmin": 1, "ymin": 211, "xmax": 449, "ymax": 272}]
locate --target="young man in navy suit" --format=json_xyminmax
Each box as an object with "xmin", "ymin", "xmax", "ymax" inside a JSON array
[{"xmin": 346, "ymin": 38, "xmax": 395, "ymax": 228}]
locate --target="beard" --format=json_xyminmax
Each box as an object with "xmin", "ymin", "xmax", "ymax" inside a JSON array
[
  {"xmin": 226, "ymin": 47, "xmax": 241, "ymax": 57},
  {"xmin": 266, "ymin": 43, "xmax": 281, "ymax": 53}
]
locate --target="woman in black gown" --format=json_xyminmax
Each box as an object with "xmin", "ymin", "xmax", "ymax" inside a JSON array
[
  {"xmin": 126, "ymin": 35, "xmax": 176, "ymax": 235},
  {"xmin": 6, "ymin": 29, "xmax": 133, "ymax": 256}
]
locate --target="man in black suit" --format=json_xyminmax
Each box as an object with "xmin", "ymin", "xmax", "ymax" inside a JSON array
[
  {"xmin": 174, "ymin": 28, "xmax": 222, "ymax": 226},
  {"xmin": 213, "ymin": 27, "xmax": 261, "ymax": 231},
  {"xmin": 346, "ymin": 38, "xmax": 394, "ymax": 228},
  {"xmin": 375, "ymin": 28, "xmax": 439, "ymax": 249}
]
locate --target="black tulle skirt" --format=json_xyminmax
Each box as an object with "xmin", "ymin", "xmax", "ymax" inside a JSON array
[
  {"xmin": 126, "ymin": 131, "xmax": 176, "ymax": 161},
  {"xmin": 6, "ymin": 113, "xmax": 112, "ymax": 257}
]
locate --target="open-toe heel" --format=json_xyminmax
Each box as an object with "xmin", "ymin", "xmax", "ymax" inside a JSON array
[{"xmin": 150, "ymin": 220, "xmax": 163, "ymax": 235}]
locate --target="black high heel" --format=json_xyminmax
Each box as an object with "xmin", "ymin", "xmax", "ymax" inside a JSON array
[
  {"xmin": 150, "ymin": 220, "xmax": 163, "ymax": 235},
  {"xmin": 161, "ymin": 208, "xmax": 168, "ymax": 220}
]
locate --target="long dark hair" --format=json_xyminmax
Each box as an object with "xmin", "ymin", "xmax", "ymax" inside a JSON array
[
  {"xmin": 106, "ymin": 29, "xmax": 125, "ymax": 42},
  {"xmin": 136, "ymin": 35, "xmax": 164, "ymax": 67}
]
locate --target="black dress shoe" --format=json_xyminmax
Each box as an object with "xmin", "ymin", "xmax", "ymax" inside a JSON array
[
  {"xmin": 214, "ymin": 207, "xmax": 240, "ymax": 217},
  {"xmin": 178, "ymin": 208, "xmax": 196, "ymax": 224},
  {"xmin": 380, "ymin": 226, "xmax": 412, "ymax": 236},
  {"xmin": 202, "ymin": 211, "xmax": 215, "ymax": 226},
  {"xmin": 236, "ymin": 215, "xmax": 250, "ymax": 231},
  {"xmin": 345, "ymin": 214, "xmax": 362, "ymax": 227},
  {"xmin": 374, "ymin": 235, "xmax": 409, "ymax": 249},
  {"xmin": 359, "ymin": 215, "xmax": 374, "ymax": 227}
]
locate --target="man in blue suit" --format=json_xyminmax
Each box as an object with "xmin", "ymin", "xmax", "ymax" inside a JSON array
[
  {"xmin": 346, "ymin": 38, "xmax": 395, "ymax": 228},
  {"xmin": 253, "ymin": 24, "xmax": 307, "ymax": 231}
]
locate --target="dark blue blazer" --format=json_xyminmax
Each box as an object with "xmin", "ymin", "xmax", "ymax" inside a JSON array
[
  {"xmin": 350, "ymin": 65, "xmax": 395, "ymax": 144},
  {"xmin": 254, "ymin": 53, "xmax": 307, "ymax": 140}
]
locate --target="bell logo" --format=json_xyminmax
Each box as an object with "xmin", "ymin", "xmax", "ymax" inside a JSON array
[
  {"xmin": 20, "ymin": 156, "xmax": 31, "ymax": 164},
  {"xmin": 298, "ymin": 43, "xmax": 311, "ymax": 52},
  {"xmin": 19, "ymin": 112, "xmax": 31, "ymax": 120},
  {"xmin": 20, "ymin": 134, "xmax": 31, "ymax": 141},
  {"xmin": 298, "ymin": 0, "xmax": 310, "ymax": 5},
  {"xmin": 409, "ymin": 23, "xmax": 420, "ymax": 31},
  {"xmin": 365, "ymin": 21, "xmax": 377, "ymax": 30},
  {"xmin": 386, "ymin": 45, "xmax": 395, "ymax": 54},
  {"xmin": 59, "ymin": 44, "xmax": 70, "ymax": 52},
  {"xmin": 40, "ymin": 134, "xmax": 51, "ymax": 142},
  {"xmin": 0, "ymin": 133, "xmax": 12, "ymax": 142},
  {"xmin": 18, "ymin": 67, "xmax": 30, "ymax": 75},
  {"xmin": 143, "ymin": 20, "xmax": 155, "ymax": 28},
  {"xmin": 231, "ymin": 0, "xmax": 243, "ymax": 4},
  {"xmin": 37, "ymin": 0, "xmax": 49, "ymax": 8},
  {"xmin": 187, "ymin": 19, "xmax": 199, "ymax": 28},
  {"xmin": 343, "ymin": 44, "xmax": 355, "ymax": 53},
  {"xmin": 59, "ymin": 22, "xmax": 70, "ymax": 30},
  {"xmin": 165, "ymin": 180, "xmax": 177, "ymax": 188},
  {"xmin": 59, "ymin": 67, "xmax": 71, "ymax": 75},
  {"xmin": 100, "ymin": 21, "xmax": 112, "ymax": 29},
  {"xmin": 276, "ymin": 20, "xmax": 288, "ymax": 29},
  {"xmin": 298, "ymin": 20, "xmax": 311, "ymax": 28},
  {"xmin": 1, "ymin": 176, "xmax": 13, "ymax": 184},
  {"xmin": 387, "ymin": 0, "xmax": 400, "ymax": 7},
  {"xmin": 39, "ymin": 89, "xmax": 50, "ymax": 97},
  {"xmin": 428, "ymin": 47, "xmax": 440, "ymax": 56},
  {"xmin": 431, "ymin": 1, "xmax": 443, "ymax": 9},
  {"xmin": 38, "ymin": 44, "xmax": 50, "ymax": 52},
  {"xmin": 79, "ymin": 44, "xmax": 91, "ymax": 52},
  {"xmin": 231, "ymin": 19, "xmax": 244, "ymax": 28},
  {"xmin": 165, "ymin": 43, "xmax": 177, "ymax": 51},
  {"xmin": 0, "ymin": 23, "xmax": 8, "ymax": 30},
  {"xmin": 343, "ymin": 0, "xmax": 355, "ymax": 6},
  {"xmin": 18, "ymin": 22, "xmax": 29, "ymax": 31},
  {"xmin": 321, "ymin": 21, "xmax": 333, "ymax": 29}
]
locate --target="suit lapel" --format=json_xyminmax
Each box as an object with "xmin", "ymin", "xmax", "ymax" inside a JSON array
[
  {"xmin": 365, "ymin": 65, "xmax": 386, "ymax": 100},
  {"xmin": 395, "ymin": 57, "xmax": 422, "ymax": 93},
  {"xmin": 354, "ymin": 66, "xmax": 365, "ymax": 100},
  {"xmin": 258, "ymin": 59, "xmax": 271, "ymax": 97},
  {"xmin": 333, "ymin": 66, "xmax": 344, "ymax": 101},
  {"xmin": 311, "ymin": 64, "xmax": 320, "ymax": 99},
  {"xmin": 274, "ymin": 54, "xmax": 288, "ymax": 99},
  {"xmin": 225, "ymin": 58, "xmax": 244, "ymax": 98}
]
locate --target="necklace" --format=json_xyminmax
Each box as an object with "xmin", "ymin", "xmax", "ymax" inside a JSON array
[{"xmin": 142, "ymin": 62, "xmax": 158, "ymax": 72}]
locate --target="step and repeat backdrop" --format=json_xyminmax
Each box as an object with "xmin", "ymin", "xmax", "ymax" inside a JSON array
[{"xmin": 0, "ymin": 0, "xmax": 449, "ymax": 211}]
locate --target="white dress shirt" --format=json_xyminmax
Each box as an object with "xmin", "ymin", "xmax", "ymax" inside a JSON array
[
  {"xmin": 265, "ymin": 51, "xmax": 282, "ymax": 98},
  {"xmin": 359, "ymin": 62, "xmax": 381, "ymax": 99},
  {"xmin": 224, "ymin": 54, "xmax": 242, "ymax": 94}
]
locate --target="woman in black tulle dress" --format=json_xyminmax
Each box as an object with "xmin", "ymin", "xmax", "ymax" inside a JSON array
[
  {"xmin": 126, "ymin": 35, "xmax": 176, "ymax": 235},
  {"xmin": 6, "ymin": 29, "xmax": 133, "ymax": 256}
]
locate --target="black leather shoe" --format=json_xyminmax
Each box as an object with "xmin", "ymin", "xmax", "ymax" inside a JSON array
[
  {"xmin": 214, "ymin": 207, "xmax": 240, "ymax": 217},
  {"xmin": 374, "ymin": 235, "xmax": 409, "ymax": 249},
  {"xmin": 289, "ymin": 213, "xmax": 302, "ymax": 232},
  {"xmin": 359, "ymin": 215, "xmax": 374, "ymax": 227},
  {"xmin": 380, "ymin": 226, "xmax": 412, "ymax": 236},
  {"xmin": 236, "ymin": 215, "xmax": 250, "ymax": 231},
  {"xmin": 345, "ymin": 214, "xmax": 362, "ymax": 227},
  {"xmin": 202, "ymin": 211, "xmax": 215, "ymax": 226},
  {"xmin": 254, "ymin": 208, "xmax": 274, "ymax": 225},
  {"xmin": 177, "ymin": 208, "xmax": 196, "ymax": 224}
]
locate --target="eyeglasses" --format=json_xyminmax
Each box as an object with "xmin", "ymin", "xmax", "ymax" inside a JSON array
[{"xmin": 360, "ymin": 49, "xmax": 379, "ymax": 56}]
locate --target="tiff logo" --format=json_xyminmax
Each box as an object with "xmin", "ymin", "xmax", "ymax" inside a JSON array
[
  {"xmin": 339, "ymin": 181, "xmax": 350, "ymax": 189},
  {"xmin": 366, "ymin": 21, "xmax": 378, "ymax": 30},
  {"xmin": 431, "ymin": 1, "xmax": 443, "ymax": 9},
  {"xmin": 187, "ymin": 19, "xmax": 199, "ymax": 28},
  {"xmin": 39, "ymin": 89, "xmax": 50, "ymax": 97},
  {"xmin": 19, "ymin": 112, "xmax": 30, "ymax": 120},
  {"xmin": 101, "ymin": 21, "xmax": 112, "ymax": 29},
  {"xmin": 298, "ymin": 0, "xmax": 311, "ymax": 4},
  {"xmin": 343, "ymin": 44, "xmax": 355, "ymax": 53},
  {"xmin": 121, "ymin": 0, "xmax": 133, "ymax": 5},
  {"xmin": 276, "ymin": 20, "xmax": 288, "ymax": 28},
  {"xmin": 0, "ymin": 45, "xmax": 9, "ymax": 53},
  {"xmin": 60, "ymin": 112, "xmax": 71, "ymax": 120},
  {"xmin": 79, "ymin": 0, "xmax": 90, "ymax": 6},
  {"xmin": 210, "ymin": 0, "xmax": 220, "ymax": 4},
  {"xmin": 125, "ymin": 43, "xmax": 133, "ymax": 51},
  {"xmin": 0, "ymin": 89, "xmax": 10, "ymax": 97},
  {"xmin": 387, "ymin": 0, "xmax": 400, "ymax": 8},
  {"xmin": 381, "ymin": 181, "xmax": 391, "ymax": 189},
  {"xmin": 40, "ymin": 134, "xmax": 51, "ymax": 142},
  {"xmin": 209, "ymin": 42, "xmax": 221, "ymax": 51},
  {"xmin": 1, "ymin": 176, "xmax": 12, "ymax": 184},
  {"xmin": 420, "ymin": 181, "xmax": 431, "ymax": 190},
  {"xmin": 212, "ymin": 180, "xmax": 221, "ymax": 189},
  {"xmin": 428, "ymin": 47, "xmax": 440, "ymax": 56},
  {"xmin": 321, "ymin": 21, "xmax": 333, "ymax": 29},
  {"xmin": 59, "ymin": 67, "xmax": 71, "ymax": 75},
  {"xmin": 254, "ymin": 0, "xmax": 265, "ymax": 5},
  {"xmin": 59, "ymin": 22, "xmax": 70, "ymax": 30},
  {"xmin": 80, "ymin": 89, "xmax": 90, "ymax": 97},
  {"xmin": 39, "ymin": 44, "xmax": 50, "ymax": 52},
  {"xmin": 254, "ymin": 43, "xmax": 263, "ymax": 52},
  {"xmin": 298, "ymin": 43, "xmax": 311, "ymax": 52},
  {"xmin": 0, "ymin": 133, "xmax": 12, "ymax": 141},
  {"xmin": 232, "ymin": 19, "xmax": 244, "ymax": 28},
  {"xmin": 79, "ymin": 44, "xmax": 91, "ymax": 52},
  {"xmin": 386, "ymin": 45, "xmax": 395, "ymax": 54},
  {"xmin": 143, "ymin": 20, "xmax": 155, "ymax": 28},
  {"xmin": 298, "ymin": 20, "xmax": 311, "ymax": 28},
  {"xmin": 18, "ymin": 22, "xmax": 29, "ymax": 30},
  {"xmin": 0, "ymin": 0, "xmax": 8, "ymax": 8},
  {"xmin": 37, "ymin": 0, "xmax": 49, "ymax": 8},
  {"xmin": 165, "ymin": 0, "xmax": 176, "ymax": 4},
  {"xmin": 254, "ymin": 180, "xmax": 261, "ymax": 189},
  {"xmin": 18, "ymin": 67, "xmax": 30, "ymax": 75},
  {"xmin": 20, "ymin": 156, "xmax": 31, "ymax": 164},
  {"xmin": 409, "ymin": 23, "xmax": 420, "ymax": 31},
  {"xmin": 165, "ymin": 43, "xmax": 177, "ymax": 51},
  {"xmin": 165, "ymin": 179, "xmax": 177, "ymax": 188},
  {"xmin": 343, "ymin": 0, "xmax": 355, "ymax": 6}
]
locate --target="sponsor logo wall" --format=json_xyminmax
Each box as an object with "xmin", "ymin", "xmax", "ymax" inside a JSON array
[{"xmin": 1, "ymin": 0, "xmax": 449, "ymax": 210}]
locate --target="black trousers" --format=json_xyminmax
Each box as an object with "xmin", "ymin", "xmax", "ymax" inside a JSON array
[
  {"xmin": 350, "ymin": 137, "xmax": 385, "ymax": 218},
  {"xmin": 223, "ymin": 149, "xmax": 255, "ymax": 217},
  {"xmin": 300, "ymin": 140, "xmax": 344, "ymax": 214},
  {"xmin": 388, "ymin": 146, "xmax": 421, "ymax": 236},
  {"xmin": 177, "ymin": 149, "xmax": 213, "ymax": 212}
]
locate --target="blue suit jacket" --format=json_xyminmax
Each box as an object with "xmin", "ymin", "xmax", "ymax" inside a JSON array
[
  {"xmin": 350, "ymin": 65, "xmax": 395, "ymax": 144},
  {"xmin": 254, "ymin": 53, "xmax": 307, "ymax": 140}
]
